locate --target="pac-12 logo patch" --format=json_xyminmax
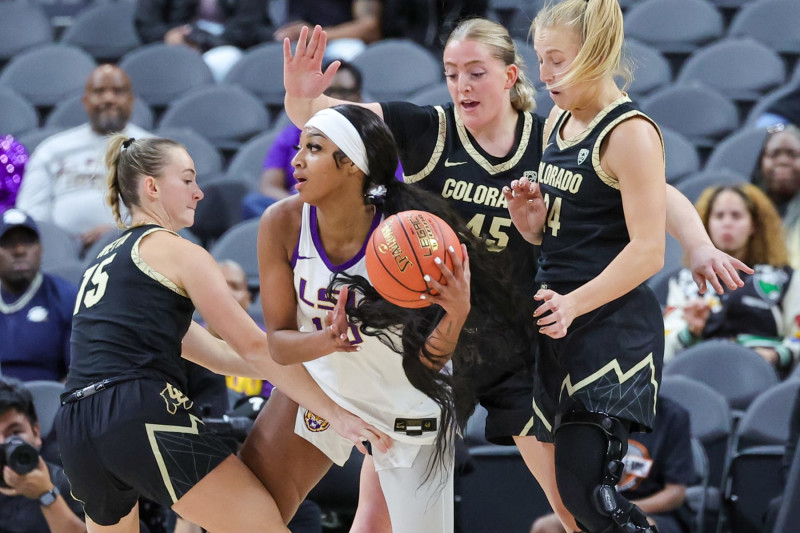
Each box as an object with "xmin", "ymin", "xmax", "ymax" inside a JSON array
[
  {"xmin": 304, "ymin": 410, "xmax": 330, "ymax": 432},
  {"xmin": 577, "ymin": 148, "xmax": 589, "ymax": 165}
]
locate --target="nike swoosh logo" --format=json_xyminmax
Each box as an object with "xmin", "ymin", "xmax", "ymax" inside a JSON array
[
  {"xmin": 296, "ymin": 255, "xmax": 316, "ymax": 260},
  {"xmin": 444, "ymin": 158, "xmax": 467, "ymax": 167}
]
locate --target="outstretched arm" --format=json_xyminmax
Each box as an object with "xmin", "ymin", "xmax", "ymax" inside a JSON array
[
  {"xmin": 666, "ymin": 185, "xmax": 752, "ymax": 294},
  {"xmin": 283, "ymin": 25, "xmax": 383, "ymax": 127}
]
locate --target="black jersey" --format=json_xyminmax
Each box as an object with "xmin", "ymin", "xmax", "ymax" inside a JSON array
[
  {"xmin": 66, "ymin": 225, "xmax": 194, "ymax": 391},
  {"xmin": 535, "ymin": 96, "xmax": 662, "ymax": 285},
  {"xmin": 381, "ymin": 101, "xmax": 545, "ymax": 289}
]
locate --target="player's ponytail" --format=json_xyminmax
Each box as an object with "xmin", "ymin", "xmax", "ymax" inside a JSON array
[{"xmin": 105, "ymin": 134, "xmax": 130, "ymax": 228}]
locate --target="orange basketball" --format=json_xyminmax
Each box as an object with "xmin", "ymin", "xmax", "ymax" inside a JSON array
[{"xmin": 365, "ymin": 210, "xmax": 463, "ymax": 308}]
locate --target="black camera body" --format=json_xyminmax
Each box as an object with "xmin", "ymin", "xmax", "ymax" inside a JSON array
[{"xmin": 0, "ymin": 436, "xmax": 39, "ymax": 487}]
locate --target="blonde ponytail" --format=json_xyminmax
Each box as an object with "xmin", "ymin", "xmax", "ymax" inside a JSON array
[
  {"xmin": 533, "ymin": 0, "xmax": 631, "ymax": 91},
  {"xmin": 105, "ymin": 134, "xmax": 128, "ymax": 228}
]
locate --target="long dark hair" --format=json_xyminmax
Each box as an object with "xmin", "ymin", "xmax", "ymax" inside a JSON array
[{"xmin": 325, "ymin": 105, "xmax": 529, "ymax": 475}]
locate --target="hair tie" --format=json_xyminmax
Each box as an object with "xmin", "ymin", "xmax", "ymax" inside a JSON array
[
  {"xmin": 364, "ymin": 184, "xmax": 387, "ymax": 205},
  {"xmin": 121, "ymin": 138, "xmax": 136, "ymax": 150}
]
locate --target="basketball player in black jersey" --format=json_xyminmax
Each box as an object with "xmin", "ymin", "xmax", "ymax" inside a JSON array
[
  {"xmin": 283, "ymin": 22, "xmax": 752, "ymax": 532},
  {"xmin": 504, "ymin": 1, "xmax": 673, "ymax": 531},
  {"xmin": 55, "ymin": 135, "xmax": 389, "ymax": 533}
]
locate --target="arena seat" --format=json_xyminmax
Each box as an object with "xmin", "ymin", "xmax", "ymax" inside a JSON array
[
  {"xmin": 46, "ymin": 93, "xmax": 154, "ymax": 131},
  {"xmin": 0, "ymin": 3, "xmax": 52, "ymax": 65},
  {"xmin": 60, "ymin": 2, "xmax": 141, "ymax": 63},
  {"xmin": 624, "ymin": 0, "xmax": 724, "ymax": 55},
  {"xmin": 119, "ymin": 43, "xmax": 215, "ymax": 110},
  {"xmin": 0, "ymin": 88, "xmax": 39, "ymax": 137},
  {"xmin": 351, "ymin": 39, "xmax": 442, "ymax": 101},
  {"xmin": 0, "ymin": 44, "xmax": 96, "ymax": 110},
  {"xmin": 155, "ymin": 126, "xmax": 223, "ymax": 185},
  {"xmin": 727, "ymin": 0, "xmax": 800, "ymax": 58}
]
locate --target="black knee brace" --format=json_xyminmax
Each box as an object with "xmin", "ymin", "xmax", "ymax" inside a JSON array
[{"xmin": 553, "ymin": 411, "xmax": 658, "ymax": 533}]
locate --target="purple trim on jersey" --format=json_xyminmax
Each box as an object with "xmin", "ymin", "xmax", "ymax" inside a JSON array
[
  {"xmin": 309, "ymin": 205, "xmax": 382, "ymax": 272},
  {"xmin": 290, "ymin": 234, "xmax": 300, "ymax": 269}
]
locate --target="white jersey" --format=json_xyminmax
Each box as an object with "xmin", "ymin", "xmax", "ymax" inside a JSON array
[
  {"xmin": 16, "ymin": 123, "xmax": 152, "ymax": 236},
  {"xmin": 294, "ymin": 203, "xmax": 440, "ymax": 445}
]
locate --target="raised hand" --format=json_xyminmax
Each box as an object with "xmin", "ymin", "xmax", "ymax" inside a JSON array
[
  {"xmin": 503, "ymin": 177, "xmax": 547, "ymax": 244},
  {"xmin": 283, "ymin": 25, "xmax": 340, "ymax": 100}
]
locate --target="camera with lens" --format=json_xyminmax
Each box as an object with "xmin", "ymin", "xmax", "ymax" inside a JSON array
[{"xmin": 0, "ymin": 436, "xmax": 39, "ymax": 487}]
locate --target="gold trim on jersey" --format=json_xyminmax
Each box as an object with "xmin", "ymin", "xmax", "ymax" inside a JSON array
[
  {"xmin": 145, "ymin": 414, "xmax": 203, "ymax": 504},
  {"xmin": 528, "ymin": 397, "xmax": 553, "ymax": 433},
  {"xmin": 132, "ymin": 228, "xmax": 190, "ymax": 298},
  {"xmin": 554, "ymin": 94, "xmax": 631, "ymax": 151},
  {"xmin": 455, "ymin": 107, "xmax": 533, "ymax": 175},
  {"xmin": 403, "ymin": 106, "xmax": 447, "ymax": 183},
  {"xmin": 592, "ymin": 111, "xmax": 664, "ymax": 190},
  {"xmin": 560, "ymin": 352, "xmax": 659, "ymax": 418}
]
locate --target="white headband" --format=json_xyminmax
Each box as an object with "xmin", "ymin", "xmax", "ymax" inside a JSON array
[{"xmin": 305, "ymin": 108, "xmax": 370, "ymax": 175}]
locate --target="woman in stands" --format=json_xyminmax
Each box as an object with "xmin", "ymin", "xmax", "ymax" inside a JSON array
[
  {"xmin": 55, "ymin": 135, "xmax": 389, "ymax": 533},
  {"xmin": 282, "ymin": 20, "xmax": 752, "ymax": 532},
  {"xmin": 664, "ymin": 183, "xmax": 800, "ymax": 375}
]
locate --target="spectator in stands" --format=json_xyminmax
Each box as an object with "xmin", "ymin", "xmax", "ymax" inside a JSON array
[
  {"xmin": 134, "ymin": 0, "xmax": 272, "ymax": 81},
  {"xmin": 530, "ymin": 397, "xmax": 695, "ymax": 533},
  {"xmin": 663, "ymin": 184, "xmax": 800, "ymax": 376},
  {"xmin": 15, "ymin": 65, "xmax": 151, "ymax": 252},
  {"xmin": 381, "ymin": 0, "xmax": 487, "ymax": 51},
  {"xmin": 241, "ymin": 60, "xmax": 406, "ymax": 220},
  {"xmin": 0, "ymin": 377, "xmax": 85, "ymax": 533},
  {"xmin": 274, "ymin": 0, "xmax": 382, "ymax": 60},
  {"xmin": 0, "ymin": 209, "xmax": 76, "ymax": 382},
  {"xmin": 751, "ymin": 123, "xmax": 800, "ymax": 268},
  {"xmin": 754, "ymin": 87, "xmax": 800, "ymax": 130}
]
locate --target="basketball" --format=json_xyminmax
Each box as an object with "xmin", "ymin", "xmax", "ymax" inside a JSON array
[{"xmin": 365, "ymin": 210, "xmax": 463, "ymax": 308}]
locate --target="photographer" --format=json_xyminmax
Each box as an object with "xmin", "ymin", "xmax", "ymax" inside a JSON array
[{"xmin": 0, "ymin": 377, "xmax": 85, "ymax": 533}]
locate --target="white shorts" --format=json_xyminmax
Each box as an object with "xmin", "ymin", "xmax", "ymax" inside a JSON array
[{"xmin": 294, "ymin": 407, "xmax": 454, "ymax": 533}]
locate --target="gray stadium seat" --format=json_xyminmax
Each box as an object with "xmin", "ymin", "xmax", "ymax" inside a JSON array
[
  {"xmin": 155, "ymin": 126, "xmax": 223, "ymax": 184},
  {"xmin": 662, "ymin": 126, "xmax": 700, "ymax": 184},
  {"xmin": 534, "ymin": 89, "xmax": 554, "ymax": 119},
  {"xmin": 60, "ymin": 2, "xmax": 141, "ymax": 62},
  {"xmin": 119, "ymin": 43, "xmax": 215, "ymax": 109},
  {"xmin": 625, "ymin": 39, "xmax": 672, "ymax": 99},
  {"xmin": 351, "ymin": 39, "xmax": 442, "ymax": 101},
  {"xmin": 0, "ymin": 44, "xmax": 97, "ymax": 109},
  {"xmin": 36, "ymin": 220, "xmax": 82, "ymax": 271},
  {"xmin": 409, "ymin": 83, "xmax": 451, "ymax": 107},
  {"xmin": 0, "ymin": 3, "xmax": 53, "ymax": 64},
  {"xmin": 727, "ymin": 0, "xmax": 800, "ymax": 58},
  {"xmin": 24, "ymin": 380, "xmax": 65, "ymax": 438},
  {"xmin": 209, "ymin": 218, "xmax": 261, "ymax": 289},
  {"xmin": 734, "ymin": 380, "xmax": 800, "ymax": 450},
  {"xmin": 745, "ymin": 82, "xmax": 800, "ymax": 127},
  {"xmin": 773, "ymin": 440, "xmax": 800, "ymax": 533},
  {"xmin": 676, "ymin": 38, "xmax": 785, "ymax": 103},
  {"xmin": 45, "ymin": 93, "xmax": 154, "ymax": 131},
  {"xmin": 704, "ymin": 126, "xmax": 768, "ymax": 175},
  {"xmin": 224, "ymin": 128, "xmax": 281, "ymax": 189},
  {"xmin": 641, "ymin": 83, "xmax": 740, "ymax": 150},
  {"xmin": 191, "ymin": 178, "xmax": 252, "ymax": 247},
  {"xmin": 158, "ymin": 85, "xmax": 270, "ymax": 152},
  {"xmin": 675, "ymin": 169, "xmax": 749, "ymax": 204},
  {"xmin": 513, "ymin": 38, "xmax": 543, "ymax": 89},
  {"xmin": 222, "ymin": 42, "xmax": 285, "ymax": 118},
  {"xmin": 43, "ymin": 258, "xmax": 85, "ymax": 287},
  {"xmin": 0, "ymin": 88, "xmax": 39, "ymax": 137},
  {"xmin": 624, "ymin": 0, "xmax": 723, "ymax": 55},
  {"xmin": 663, "ymin": 340, "xmax": 779, "ymax": 412}
]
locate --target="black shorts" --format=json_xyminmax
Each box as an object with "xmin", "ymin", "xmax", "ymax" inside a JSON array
[
  {"xmin": 465, "ymin": 342, "xmax": 537, "ymax": 446},
  {"xmin": 530, "ymin": 283, "xmax": 664, "ymax": 443},
  {"xmin": 55, "ymin": 378, "xmax": 231, "ymax": 525}
]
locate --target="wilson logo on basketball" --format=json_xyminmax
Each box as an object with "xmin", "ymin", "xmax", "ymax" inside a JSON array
[{"xmin": 377, "ymin": 224, "xmax": 414, "ymax": 272}]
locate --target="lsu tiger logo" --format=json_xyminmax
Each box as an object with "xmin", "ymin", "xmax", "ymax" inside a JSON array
[{"xmin": 304, "ymin": 410, "xmax": 330, "ymax": 432}]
